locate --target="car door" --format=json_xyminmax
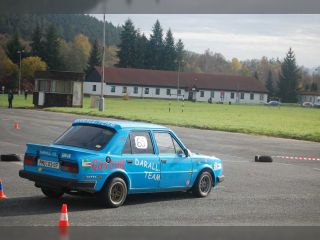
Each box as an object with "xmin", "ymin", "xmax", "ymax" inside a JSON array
[
  {"xmin": 122, "ymin": 131, "xmax": 160, "ymax": 191},
  {"xmin": 154, "ymin": 131, "xmax": 192, "ymax": 189}
]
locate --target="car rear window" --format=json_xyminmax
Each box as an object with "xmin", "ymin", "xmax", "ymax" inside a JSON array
[{"xmin": 54, "ymin": 125, "xmax": 115, "ymax": 151}]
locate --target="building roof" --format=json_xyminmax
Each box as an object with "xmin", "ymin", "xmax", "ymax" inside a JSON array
[
  {"xmin": 299, "ymin": 91, "xmax": 320, "ymax": 96},
  {"xmin": 73, "ymin": 119, "xmax": 167, "ymax": 131},
  {"xmin": 87, "ymin": 67, "xmax": 268, "ymax": 93},
  {"xmin": 35, "ymin": 70, "xmax": 84, "ymax": 81}
]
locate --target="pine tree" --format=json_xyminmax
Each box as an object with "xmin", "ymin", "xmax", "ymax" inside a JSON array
[
  {"xmin": 175, "ymin": 39, "xmax": 185, "ymax": 70},
  {"xmin": 266, "ymin": 70, "xmax": 274, "ymax": 96},
  {"xmin": 254, "ymin": 71, "xmax": 259, "ymax": 80},
  {"xmin": 43, "ymin": 24, "xmax": 63, "ymax": 70},
  {"xmin": 116, "ymin": 19, "xmax": 137, "ymax": 68},
  {"xmin": 6, "ymin": 32, "xmax": 25, "ymax": 64},
  {"xmin": 163, "ymin": 29, "xmax": 176, "ymax": 71},
  {"xmin": 278, "ymin": 48, "xmax": 300, "ymax": 102},
  {"xmin": 85, "ymin": 39, "xmax": 101, "ymax": 74},
  {"xmin": 134, "ymin": 32, "xmax": 148, "ymax": 69},
  {"xmin": 147, "ymin": 20, "xmax": 164, "ymax": 70},
  {"xmin": 30, "ymin": 25, "xmax": 43, "ymax": 58}
]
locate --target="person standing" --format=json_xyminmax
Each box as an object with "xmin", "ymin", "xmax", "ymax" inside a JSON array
[
  {"xmin": 8, "ymin": 90, "xmax": 14, "ymax": 108},
  {"xmin": 24, "ymin": 89, "xmax": 28, "ymax": 100}
]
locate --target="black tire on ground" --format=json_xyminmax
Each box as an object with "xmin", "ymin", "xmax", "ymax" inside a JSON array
[
  {"xmin": 97, "ymin": 177, "xmax": 128, "ymax": 208},
  {"xmin": 255, "ymin": 155, "xmax": 273, "ymax": 162},
  {"xmin": 41, "ymin": 187, "xmax": 64, "ymax": 198},
  {"xmin": 1, "ymin": 154, "xmax": 21, "ymax": 162},
  {"xmin": 192, "ymin": 171, "xmax": 213, "ymax": 197}
]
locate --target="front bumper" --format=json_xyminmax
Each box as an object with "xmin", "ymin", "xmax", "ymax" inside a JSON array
[
  {"xmin": 218, "ymin": 175, "xmax": 225, "ymax": 183},
  {"xmin": 19, "ymin": 170, "xmax": 96, "ymax": 193}
]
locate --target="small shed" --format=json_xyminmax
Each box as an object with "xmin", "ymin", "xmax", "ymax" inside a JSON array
[
  {"xmin": 33, "ymin": 71, "xmax": 84, "ymax": 107},
  {"xmin": 299, "ymin": 91, "xmax": 320, "ymax": 104}
]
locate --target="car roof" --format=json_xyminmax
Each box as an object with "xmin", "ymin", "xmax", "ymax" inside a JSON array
[{"xmin": 72, "ymin": 119, "xmax": 168, "ymax": 131}]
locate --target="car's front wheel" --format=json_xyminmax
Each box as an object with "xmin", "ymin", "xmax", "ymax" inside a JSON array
[
  {"xmin": 98, "ymin": 177, "xmax": 128, "ymax": 208},
  {"xmin": 41, "ymin": 187, "xmax": 64, "ymax": 199},
  {"xmin": 192, "ymin": 171, "xmax": 213, "ymax": 197}
]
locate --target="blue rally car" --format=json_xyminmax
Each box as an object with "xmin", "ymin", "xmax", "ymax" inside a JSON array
[{"xmin": 19, "ymin": 120, "xmax": 224, "ymax": 208}]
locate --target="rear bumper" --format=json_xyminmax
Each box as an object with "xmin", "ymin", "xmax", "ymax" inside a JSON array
[
  {"xmin": 218, "ymin": 175, "xmax": 225, "ymax": 183},
  {"xmin": 19, "ymin": 170, "xmax": 96, "ymax": 193}
]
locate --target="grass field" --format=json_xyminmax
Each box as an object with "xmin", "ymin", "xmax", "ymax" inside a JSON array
[{"xmin": 1, "ymin": 94, "xmax": 320, "ymax": 142}]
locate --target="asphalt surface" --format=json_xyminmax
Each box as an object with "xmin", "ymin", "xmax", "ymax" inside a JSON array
[{"xmin": 0, "ymin": 108, "xmax": 319, "ymax": 226}]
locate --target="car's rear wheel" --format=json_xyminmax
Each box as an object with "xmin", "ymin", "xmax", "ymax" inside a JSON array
[
  {"xmin": 97, "ymin": 177, "xmax": 127, "ymax": 208},
  {"xmin": 192, "ymin": 171, "xmax": 213, "ymax": 197},
  {"xmin": 41, "ymin": 187, "xmax": 64, "ymax": 199}
]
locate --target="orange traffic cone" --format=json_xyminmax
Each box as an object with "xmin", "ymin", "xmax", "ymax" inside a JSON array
[
  {"xmin": 13, "ymin": 122, "xmax": 20, "ymax": 130},
  {"xmin": 59, "ymin": 203, "xmax": 69, "ymax": 227},
  {"xmin": 0, "ymin": 179, "xmax": 7, "ymax": 199}
]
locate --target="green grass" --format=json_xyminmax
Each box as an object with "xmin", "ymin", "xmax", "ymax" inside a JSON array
[
  {"xmin": 1, "ymin": 95, "xmax": 320, "ymax": 142},
  {"xmin": 0, "ymin": 94, "xmax": 34, "ymax": 108}
]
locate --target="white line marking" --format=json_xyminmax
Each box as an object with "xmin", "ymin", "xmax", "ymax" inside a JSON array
[{"xmin": 314, "ymin": 168, "xmax": 320, "ymax": 172}]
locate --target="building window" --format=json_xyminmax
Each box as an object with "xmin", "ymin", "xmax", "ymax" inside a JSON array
[
  {"xmin": 92, "ymin": 85, "xmax": 96, "ymax": 92},
  {"xmin": 250, "ymin": 93, "xmax": 254, "ymax": 100},
  {"xmin": 122, "ymin": 86, "xmax": 127, "ymax": 93},
  {"xmin": 210, "ymin": 91, "xmax": 214, "ymax": 98},
  {"xmin": 200, "ymin": 90, "xmax": 204, "ymax": 97},
  {"xmin": 144, "ymin": 88, "xmax": 149, "ymax": 94},
  {"xmin": 240, "ymin": 92, "xmax": 245, "ymax": 99},
  {"xmin": 230, "ymin": 92, "xmax": 235, "ymax": 99},
  {"xmin": 220, "ymin": 91, "xmax": 225, "ymax": 99},
  {"xmin": 177, "ymin": 89, "xmax": 181, "ymax": 95},
  {"xmin": 260, "ymin": 94, "xmax": 264, "ymax": 101},
  {"xmin": 156, "ymin": 88, "xmax": 160, "ymax": 95},
  {"xmin": 166, "ymin": 89, "xmax": 171, "ymax": 96},
  {"xmin": 111, "ymin": 86, "xmax": 116, "ymax": 93},
  {"xmin": 134, "ymin": 86, "xmax": 138, "ymax": 94}
]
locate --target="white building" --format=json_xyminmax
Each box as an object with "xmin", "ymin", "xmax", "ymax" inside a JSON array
[
  {"xmin": 299, "ymin": 91, "xmax": 320, "ymax": 105},
  {"xmin": 84, "ymin": 67, "xmax": 268, "ymax": 104}
]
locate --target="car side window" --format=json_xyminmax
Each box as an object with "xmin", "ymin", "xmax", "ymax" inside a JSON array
[
  {"xmin": 154, "ymin": 132, "xmax": 176, "ymax": 155},
  {"xmin": 122, "ymin": 135, "xmax": 132, "ymax": 154},
  {"xmin": 130, "ymin": 131, "xmax": 154, "ymax": 154}
]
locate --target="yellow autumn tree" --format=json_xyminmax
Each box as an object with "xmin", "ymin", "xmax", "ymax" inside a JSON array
[{"xmin": 21, "ymin": 56, "xmax": 47, "ymax": 90}]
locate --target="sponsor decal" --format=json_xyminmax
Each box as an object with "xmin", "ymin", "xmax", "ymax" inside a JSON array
[
  {"xmin": 84, "ymin": 175, "xmax": 102, "ymax": 179},
  {"xmin": 61, "ymin": 153, "xmax": 71, "ymax": 159},
  {"xmin": 82, "ymin": 159, "xmax": 91, "ymax": 171},
  {"xmin": 214, "ymin": 162, "xmax": 222, "ymax": 170},
  {"xmin": 135, "ymin": 136, "xmax": 148, "ymax": 149},
  {"xmin": 144, "ymin": 172, "xmax": 160, "ymax": 181},
  {"xmin": 186, "ymin": 180, "xmax": 190, "ymax": 186},
  {"xmin": 38, "ymin": 167, "xmax": 42, "ymax": 172},
  {"xmin": 134, "ymin": 159, "xmax": 160, "ymax": 171},
  {"xmin": 91, "ymin": 159, "xmax": 125, "ymax": 171}
]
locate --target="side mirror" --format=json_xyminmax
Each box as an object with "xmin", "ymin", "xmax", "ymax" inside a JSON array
[{"xmin": 177, "ymin": 149, "xmax": 185, "ymax": 157}]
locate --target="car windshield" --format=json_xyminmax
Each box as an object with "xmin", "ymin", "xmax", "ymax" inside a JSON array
[{"xmin": 54, "ymin": 125, "xmax": 115, "ymax": 151}]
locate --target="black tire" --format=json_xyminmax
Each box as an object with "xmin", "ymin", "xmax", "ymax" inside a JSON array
[
  {"xmin": 41, "ymin": 187, "xmax": 64, "ymax": 199},
  {"xmin": 192, "ymin": 171, "xmax": 213, "ymax": 197},
  {"xmin": 255, "ymin": 155, "xmax": 273, "ymax": 162},
  {"xmin": 1, "ymin": 154, "xmax": 21, "ymax": 162},
  {"xmin": 97, "ymin": 177, "xmax": 128, "ymax": 208}
]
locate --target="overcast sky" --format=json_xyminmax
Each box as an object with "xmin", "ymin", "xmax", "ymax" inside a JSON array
[{"xmin": 93, "ymin": 14, "xmax": 320, "ymax": 69}]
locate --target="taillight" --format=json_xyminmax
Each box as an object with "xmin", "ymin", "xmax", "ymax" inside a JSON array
[
  {"xmin": 60, "ymin": 160, "xmax": 78, "ymax": 173},
  {"xmin": 24, "ymin": 154, "xmax": 38, "ymax": 166}
]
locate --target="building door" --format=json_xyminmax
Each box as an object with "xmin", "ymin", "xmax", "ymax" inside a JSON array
[{"xmin": 188, "ymin": 91, "xmax": 193, "ymax": 101}]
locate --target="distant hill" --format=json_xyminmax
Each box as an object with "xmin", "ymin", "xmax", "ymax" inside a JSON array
[{"xmin": 0, "ymin": 14, "xmax": 122, "ymax": 46}]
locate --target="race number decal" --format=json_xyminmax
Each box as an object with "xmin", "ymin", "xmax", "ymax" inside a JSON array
[{"xmin": 135, "ymin": 136, "xmax": 148, "ymax": 149}]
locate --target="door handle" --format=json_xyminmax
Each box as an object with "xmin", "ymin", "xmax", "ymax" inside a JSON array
[
  {"xmin": 126, "ymin": 159, "xmax": 133, "ymax": 163},
  {"xmin": 161, "ymin": 159, "xmax": 167, "ymax": 164}
]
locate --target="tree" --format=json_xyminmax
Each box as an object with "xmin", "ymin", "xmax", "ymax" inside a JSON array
[
  {"xmin": 278, "ymin": 48, "xmax": 300, "ymax": 102},
  {"xmin": 175, "ymin": 39, "xmax": 185, "ymax": 70},
  {"xmin": 231, "ymin": 58, "xmax": 242, "ymax": 73},
  {"xmin": 117, "ymin": 19, "xmax": 137, "ymax": 68},
  {"xmin": 85, "ymin": 39, "xmax": 101, "ymax": 75},
  {"xmin": 134, "ymin": 32, "xmax": 148, "ymax": 69},
  {"xmin": 147, "ymin": 20, "xmax": 164, "ymax": 70},
  {"xmin": 266, "ymin": 70, "xmax": 274, "ymax": 96},
  {"xmin": 21, "ymin": 56, "xmax": 47, "ymax": 90},
  {"xmin": 30, "ymin": 25, "xmax": 43, "ymax": 57},
  {"xmin": 310, "ymin": 82, "xmax": 318, "ymax": 91},
  {"xmin": 0, "ymin": 49, "xmax": 19, "ymax": 90},
  {"xmin": 43, "ymin": 24, "xmax": 63, "ymax": 70},
  {"xmin": 162, "ymin": 29, "xmax": 176, "ymax": 71},
  {"xmin": 5, "ymin": 32, "xmax": 25, "ymax": 64}
]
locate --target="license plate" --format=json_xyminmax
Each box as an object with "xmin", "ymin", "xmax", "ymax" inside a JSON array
[{"xmin": 38, "ymin": 159, "xmax": 60, "ymax": 169}]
